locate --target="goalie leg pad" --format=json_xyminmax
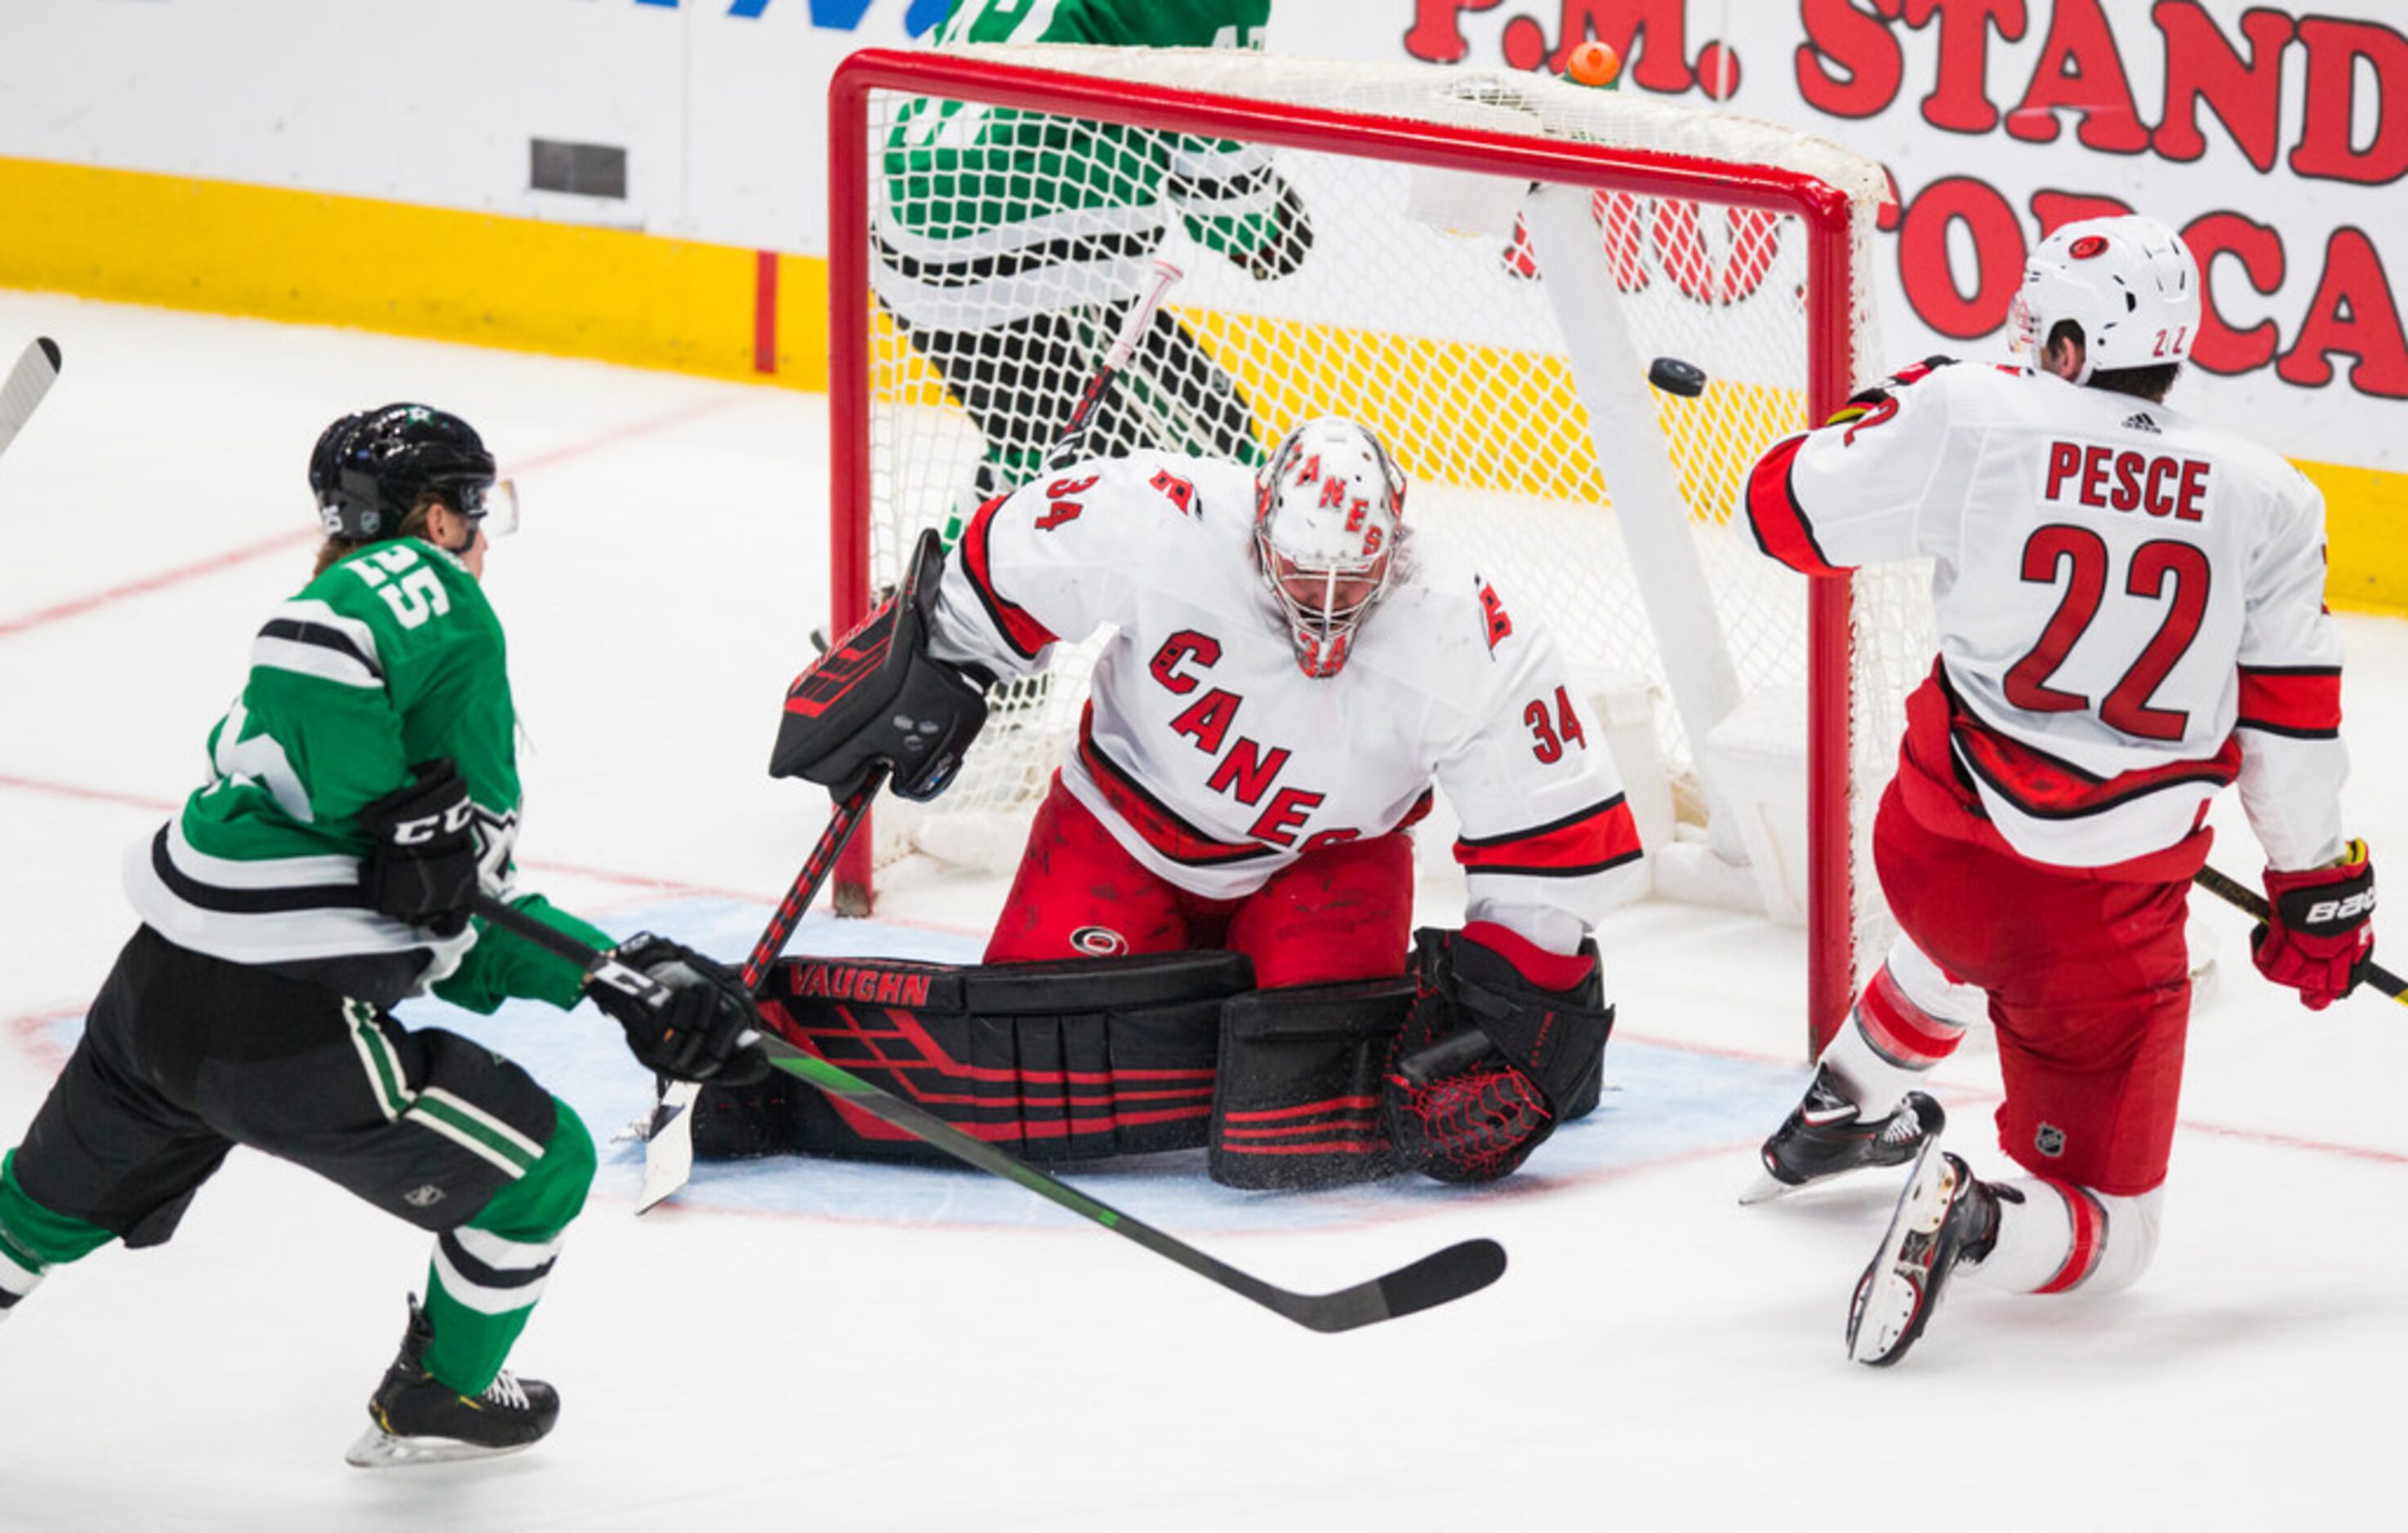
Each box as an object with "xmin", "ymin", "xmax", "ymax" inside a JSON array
[
  {"xmin": 1208, "ymin": 978, "xmax": 1414, "ymax": 1190},
  {"xmin": 699, "ymin": 949, "xmax": 1253, "ymax": 1163}
]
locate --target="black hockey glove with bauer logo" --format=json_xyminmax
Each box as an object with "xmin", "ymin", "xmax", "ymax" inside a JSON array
[
  {"xmin": 590, "ymin": 935, "xmax": 769, "ymax": 1086},
  {"xmin": 357, "ymin": 758, "xmax": 482, "ymax": 937}
]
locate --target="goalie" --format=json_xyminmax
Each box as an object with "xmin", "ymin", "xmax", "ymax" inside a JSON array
[{"xmin": 764, "ymin": 419, "xmax": 1645, "ymax": 1184}]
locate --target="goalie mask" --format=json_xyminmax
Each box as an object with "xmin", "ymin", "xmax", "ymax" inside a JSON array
[
  {"xmin": 2008, "ymin": 216, "xmax": 2200, "ymax": 384},
  {"xmin": 1253, "ymin": 418, "xmax": 1407, "ymax": 679}
]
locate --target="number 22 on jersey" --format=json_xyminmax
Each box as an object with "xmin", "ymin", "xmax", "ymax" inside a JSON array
[{"xmin": 2004, "ymin": 527, "xmax": 2209, "ymax": 741}]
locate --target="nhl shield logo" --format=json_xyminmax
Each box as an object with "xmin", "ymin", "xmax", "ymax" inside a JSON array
[{"xmin": 2034, "ymin": 1123, "xmax": 2067, "ymax": 1159}]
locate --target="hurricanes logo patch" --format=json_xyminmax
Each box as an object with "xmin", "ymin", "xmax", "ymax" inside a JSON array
[
  {"xmin": 2034, "ymin": 1122, "xmax": 2067, "ymax": 1158},
  {"xmin": 1070, "ymin": 926, "xmax": 1130, "ymax": 958}
]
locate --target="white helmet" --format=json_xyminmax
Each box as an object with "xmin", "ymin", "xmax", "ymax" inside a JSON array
[
  {"xmin": 1253, "ymin": 418, "xmax": 1407, "ymax": 679},
  {"xmin": 2009, "ymin": 215, "xmax": 2201, "ymax": 384}
]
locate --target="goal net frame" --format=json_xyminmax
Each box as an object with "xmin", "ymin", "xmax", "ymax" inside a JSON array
[{"xmin": 825, "ymin": 45, "xmax": 1884, "ymax": 1054}]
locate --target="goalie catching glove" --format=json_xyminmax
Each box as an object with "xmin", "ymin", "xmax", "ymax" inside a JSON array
[
  {"xmin": 768, "ymin": 528, "xmax": 987, "ymax": 802},
  {"xmin": 1382, "ymin": 925, "xmax": 1614, "ymax": 1183},
  {"xmin": 590, "ymin": 935, "xmax": 769, "ymax": 1086},
  {"xmin": 2253, "ymin": 841, "xmax": 2376, "ymax": 1011}
]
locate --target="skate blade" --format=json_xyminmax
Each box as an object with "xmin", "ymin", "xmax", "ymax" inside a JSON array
[
  {"xmin": 1737, "ymin": 1169, "xmax": 1802, "ymax": 1206},
  {"xmin": 344, "ymin": 1424, "xmax": 539, "ymax": 1469},
  {"xmin": 1844, "ymin": 1140, "xmax": 1953, "ymax": 1366}
]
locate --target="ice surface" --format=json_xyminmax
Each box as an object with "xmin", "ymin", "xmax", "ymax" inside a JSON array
[{"xmin": 1, "ymin": 291, "xmax": 2402, "ymax": 1531}]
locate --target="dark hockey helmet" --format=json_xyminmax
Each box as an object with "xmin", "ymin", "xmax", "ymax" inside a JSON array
[{"xmin": 309, "ymin": 403, "xmax": 496, "ymax": 541}]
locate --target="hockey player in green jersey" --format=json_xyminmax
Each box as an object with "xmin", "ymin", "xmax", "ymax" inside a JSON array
[
  {"xmin": 0, "ymin": 404, "xmax": 767, "ymax": 1467},
  {"xmin": 876, "ymin": 0, "xmax": 1311, "ymax": 518}
]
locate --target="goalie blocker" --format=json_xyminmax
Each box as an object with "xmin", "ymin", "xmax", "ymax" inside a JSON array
[
  {"xmin": 692, "ymin": 931, "xmax": 1610, "ymax": 1188},
  {"xmin": 770, "ymin": 527, "xmax": 989, "ymax": 802}
]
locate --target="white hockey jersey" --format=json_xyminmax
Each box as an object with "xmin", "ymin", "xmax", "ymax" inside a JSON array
[
  {"xmin": 1747, "ymin": 359, "xmax": 2347, "ymax": 872},
  {"xmin": 927, "ymin": 451, "xmax": 1645, "ymax": 954}
]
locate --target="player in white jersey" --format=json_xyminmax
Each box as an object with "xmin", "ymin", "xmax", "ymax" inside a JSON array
[
  {"xmin": 775, "ymin": 419, "xmax": 1642, "ymax": 1181},
  {"xmin": 1736, "ymin": 216, "xmax": 2375, "ymax": 1364}
]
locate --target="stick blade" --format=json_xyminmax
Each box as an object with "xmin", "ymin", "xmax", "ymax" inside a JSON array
[
  {"xmin": 634, "ymin": 1085, "xmax": 700, "ymax": 1215},
  {"xmin": 1278, "ymin": 1238, "xmax": 1508, "ymax": 1333},
  {"xmin": 2, "ymin": 337, "xmax": 63, "ymax": 451}
]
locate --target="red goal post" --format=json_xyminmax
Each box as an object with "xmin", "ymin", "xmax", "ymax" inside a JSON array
[{"xmin": 824, "ymin": 43, "xmax": 1916, "ymax": 1055}]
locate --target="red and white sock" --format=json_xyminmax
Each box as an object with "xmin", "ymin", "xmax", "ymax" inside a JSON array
[
  {"xmin": 1966, "ymin": 1177, "xmax": 2165, "ymax": 1295},
  {"xmin": 1819, "ymin": 940, "xmax": 1982, "ymax": 1115}
]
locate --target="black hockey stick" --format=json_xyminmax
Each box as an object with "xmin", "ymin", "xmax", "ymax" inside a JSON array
[
  {"xmin": 634, "ymin": 766, "xmax": 887, "ymax": 1213},
  {"xmin": 471, "ymin": 889, "xmax": 1507, "ymax": 1331},
  {"xmin": 2192, "ymin": 863, "xmax": 2406, "ymax": 1004},
  {"xmin": 0, "ymin": 338, "xmax": 62, "ymax": 459},
  {"xmin": 1043, "ymin": 258, "xmax": 1182, "ymax": 472}
]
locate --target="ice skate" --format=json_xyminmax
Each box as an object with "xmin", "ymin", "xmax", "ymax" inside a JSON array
[
  {"xmin": 1844, "ymin": 1141, "xmax": 2001, "ymax": 1366},
  {"xmin": 1738, "ymin": 1064, "xmax": 1943, "ymax": 1204},
  {"xmin": 344, "ymin": 1300, "xmax": 559, "ymax": 1468}
]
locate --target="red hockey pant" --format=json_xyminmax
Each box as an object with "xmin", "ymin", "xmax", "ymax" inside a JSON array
[
  {"xmin": 1873, "ymin": 783, "xmax": 2192, "ymax": 1197},
  {"xmin": 986, "ymin": 779, "xmax": 1413, "ymax": 989}
]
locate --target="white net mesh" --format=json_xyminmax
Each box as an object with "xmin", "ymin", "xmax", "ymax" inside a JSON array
[{"xmin": 843, "ymin": 44, "xmax": 1933, "ymax": 1028}]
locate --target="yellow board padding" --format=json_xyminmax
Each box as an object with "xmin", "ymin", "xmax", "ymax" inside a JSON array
[
  {"xmin": 6, "ymin": 155, "xmax": 2401, "ymax": 613},
  {"xmin": 2300, "ymin": 458, "xmax": 2408, "ymax": 615},
  {"xmin": 0, "ymin": 154, "xmax": 827, "ymax": 389}
]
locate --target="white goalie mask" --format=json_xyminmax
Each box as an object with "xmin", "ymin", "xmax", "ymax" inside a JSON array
[
  {"xmin": 1253, "ymin": 418, "xmax": 1407, "ymax": 679},
  {"xmin": 2009, "ymin": 215, "xmax": 2201, "ymax": 384}
]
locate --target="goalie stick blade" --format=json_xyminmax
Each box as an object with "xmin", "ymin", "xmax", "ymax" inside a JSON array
[
  {"xmin": 1265, "ymin": 1238, "xmax": 1509, "ymax": 1334},
  {"xmin": 0, "ymin": 336, "xmax": 63, "ymax": 458}
]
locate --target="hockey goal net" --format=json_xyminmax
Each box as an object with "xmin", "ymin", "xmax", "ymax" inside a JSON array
[{"xmin": 826, "ymin": 43, "xmax": 1931, "ymax": 1049}]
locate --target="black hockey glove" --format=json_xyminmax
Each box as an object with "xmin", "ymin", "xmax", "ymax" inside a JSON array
[
  {"xmin": 356, "ymin": 758, "xmax": 481, "ymax": 937},
  {"xmin": 1382, "ymin": 927, "xmax": 1613, "ymax": 1184},
  {"xmin": 591, "ymin": 935, "xmax": 771, "ymax": 1086},
  {"xmin": 768, "ymin": 529, "xmax": 988, "ymax": 802}
]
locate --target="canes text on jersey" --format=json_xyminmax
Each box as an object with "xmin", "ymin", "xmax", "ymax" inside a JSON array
[{"xmin": 1150, "ymin": 630, "xmax": 1355, "ymax": 851}]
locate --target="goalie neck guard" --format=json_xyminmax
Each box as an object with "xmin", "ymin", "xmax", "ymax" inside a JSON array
[
  {"xmin": 1253, "ymin": 417, "xmax": 1407, "ymax": 679},
  {"xmin": 2008, "ymin": 216, "xmax": 2200, "ymax": 384}
]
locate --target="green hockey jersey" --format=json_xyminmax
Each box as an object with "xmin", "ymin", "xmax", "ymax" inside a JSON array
[
  {"xmin": 873, "ymin": 0, "xmax": 1286, "ymax": 331},
  {"xmin": 123, "ymin": 537, "xmax": 611, "ymax": 1011}
]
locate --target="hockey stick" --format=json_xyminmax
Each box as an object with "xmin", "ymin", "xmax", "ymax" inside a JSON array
[
  {"xmin": 0, "ymin": 338, "xmax": 62, "ymax": 459},
  {"xmin": 641, "ymin": 263, "xmax": 1191, "ymax": 1205},
  {"xmin": 634, "ymin": 766, "xmax": 887, "ymax": 1214},
  {"xmin": 473, "ymin": 889, "xmax": 1507, "ymax": 1331},
  {"xmin": 1043, "ymin": 257, "xmax": 1183, "ymax": 472},
  {"xmin": 2192, "ymin": 863, "xmax": 2407, "ymax": 1004}
]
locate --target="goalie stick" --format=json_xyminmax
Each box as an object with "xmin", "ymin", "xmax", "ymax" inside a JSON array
[
  {"xmin": 474, "ymin": 889, "xmax": 1507, "ymax": 1331},
  {"xmin": 640, "ymin": 260, "xmax": 1195, "ymax": 1209},
  {"xmin": 2192, "ymin": 863, "xmax": 2406, "ymax": 1005},
  {"xmin": 634, "ymin": 766, "xmax": 885, "ymax": 1214},
  {"xmin": 0, "ymin": 338, "xmax": 62, "ymax": 460}
]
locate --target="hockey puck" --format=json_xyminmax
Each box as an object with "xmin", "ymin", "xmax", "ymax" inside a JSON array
[{"xmin": 1649, "ymin": 356, "xmax": 1707, "ymax": 398}]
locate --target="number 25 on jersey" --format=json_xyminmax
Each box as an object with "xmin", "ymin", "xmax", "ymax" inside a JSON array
[{"xmin": 346, "ymin": 544, "xmax": 452, "ymax": 630}]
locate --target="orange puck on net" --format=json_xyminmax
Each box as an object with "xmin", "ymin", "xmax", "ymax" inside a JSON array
[{"xmin": 1564, "ymin": 40, "xmax": 1621, "ymax": 87}]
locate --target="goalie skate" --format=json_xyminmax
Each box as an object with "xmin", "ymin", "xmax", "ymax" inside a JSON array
[
  {"xmin": 1844, "ymin": 1141, "xmax": 1999, "ymax": 1366},
  {"xmin": 344, "ymin": 1300, "xmax": 559, "ymax": 1469},
  {"xmin": 1738, "ymin": 1064, "xmax": 1943, "ymax": 1205}
]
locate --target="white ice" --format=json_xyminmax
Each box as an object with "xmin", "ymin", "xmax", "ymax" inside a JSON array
[{"xmin": 1, "ymin": 291, "xmax": 2403, "ymax": 1532}]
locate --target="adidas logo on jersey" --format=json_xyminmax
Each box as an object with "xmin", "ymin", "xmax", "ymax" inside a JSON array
[{"xmin": 2121, "ymin": 411, "xmax": 2161, "ymax": 434}]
